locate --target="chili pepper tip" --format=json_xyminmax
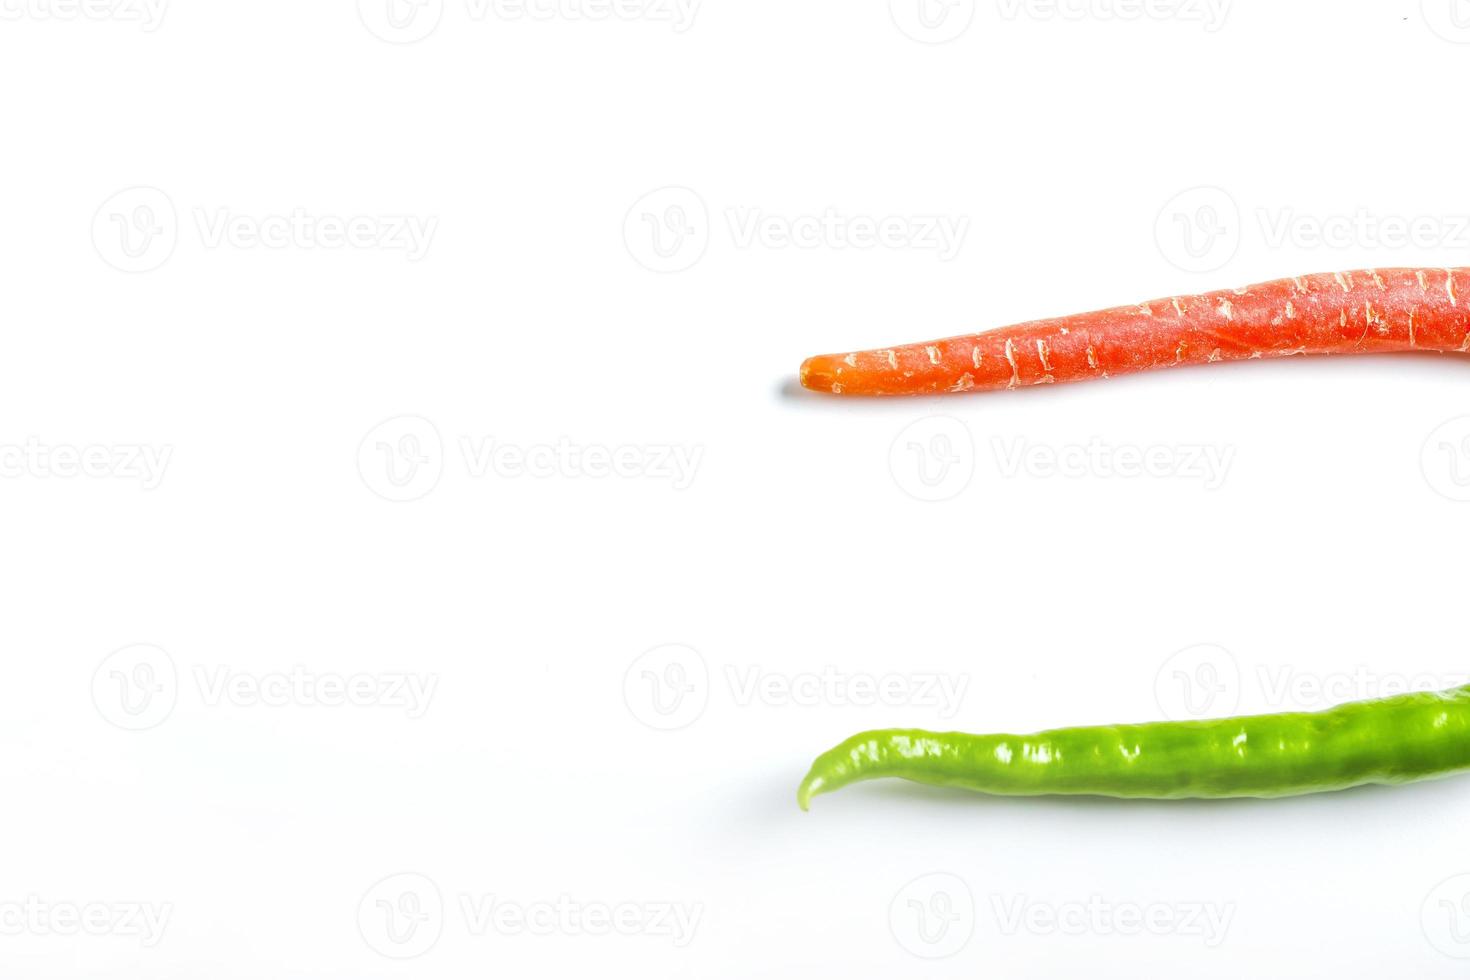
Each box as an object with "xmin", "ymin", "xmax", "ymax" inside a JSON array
[{"xmin": 796, "ymin": 772, "xmax": 823, "ymax": 811}]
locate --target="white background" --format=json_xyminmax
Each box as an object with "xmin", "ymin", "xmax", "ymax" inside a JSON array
[{"xmin": 3, "ymin": 0, "xmax": 1470, "ymax": 976}]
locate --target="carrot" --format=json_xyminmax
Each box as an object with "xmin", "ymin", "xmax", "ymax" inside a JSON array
[{"xmin": 799, "ymin": 268, "xmax": 1470, "ymax": 395}]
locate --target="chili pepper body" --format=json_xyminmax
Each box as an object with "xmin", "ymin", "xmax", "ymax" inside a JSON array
[
  {"xmin": 797, "ymin": 686, "xmax": 1470, "ymax": 808},
  {"xmin": 799, "ymin": 268, "xmax": 1470, "ymax": 395}
]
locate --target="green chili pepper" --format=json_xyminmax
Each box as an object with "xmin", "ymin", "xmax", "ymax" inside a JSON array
[{"xmin": 797, "ymin": 686, "xmax": 1470, "ymax": 809}]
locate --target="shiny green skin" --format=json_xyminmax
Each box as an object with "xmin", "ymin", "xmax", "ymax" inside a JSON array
[{"xmin": 797, "ymin": 685, "xmax": 1470, "ymax": 808}]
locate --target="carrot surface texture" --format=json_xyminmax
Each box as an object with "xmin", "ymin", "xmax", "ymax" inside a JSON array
[{"xmin": 799, "ymin": 268, "xmax": 1470, "ymax": 396}]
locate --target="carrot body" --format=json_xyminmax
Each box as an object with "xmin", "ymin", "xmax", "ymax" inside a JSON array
[{"xmin": 799, "ymin": 268, "xmax": 1470, "ymax": 395}]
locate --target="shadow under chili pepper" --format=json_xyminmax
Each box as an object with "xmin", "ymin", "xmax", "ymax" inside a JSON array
[{"xmin": 833, "ymin": 770, "xmax": 1470, "ymax": 814}]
